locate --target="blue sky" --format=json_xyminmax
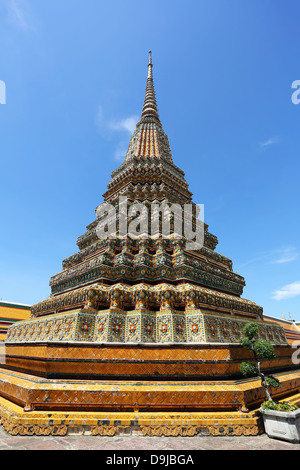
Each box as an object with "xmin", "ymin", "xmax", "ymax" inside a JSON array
[{"xmin": 0, "ymin": 0, "xmax": 300, "ymax": 321}]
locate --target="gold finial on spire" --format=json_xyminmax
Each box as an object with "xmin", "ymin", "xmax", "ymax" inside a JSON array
[
  {"xmin": 137, "ymin": 50, "xmax": 160, "ymax": 125},
  {"xmin": 147, "ymin": 50, "xmax": 153, "ymax": 79}
]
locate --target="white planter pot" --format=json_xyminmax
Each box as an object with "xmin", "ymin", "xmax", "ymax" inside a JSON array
[{"xmin": 260, "ymin": 408, "xmax": 300, "ymax": 443}]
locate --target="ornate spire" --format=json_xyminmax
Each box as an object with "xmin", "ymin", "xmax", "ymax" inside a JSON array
[
  {"xmin": 139, "ymin": 51, "xmax": 160, "ymax": 124},
  {"xmin": 147, "ymin": 50, "xmax": 153, "ymax": 79},
  {"xmin": 123, "ymin": 51, "xmax": 175, "ymax": 164}
]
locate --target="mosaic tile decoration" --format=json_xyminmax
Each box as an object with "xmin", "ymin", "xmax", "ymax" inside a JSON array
[
  {"xmin": 4, "ymin": 341, "xmax": 296, "ymax": 381},
  {"xmin": 125, "ymin": 313, "xmax": 141, "ymax": 343},
  {"xmin": 0, "ymin": 394, "xmax": 267, "ymax": 436},
  {"xmin": 186, "ymin": 312, "xmax": 205, "ymax": 342},
  {"xmin": 1, "ymin": 369, "xmax": 300, "ymax": 418},
  {"xmin": 107, "ymin": 312, "xmax": 126, "ymax": 342},
  {"xmin": 5, "ymin": 307, "xmax": 288, "ymax": 345},
  {"xmin": 75, "ymin": 312, "xmax": 96, "ymax": 341},
  {"xmin": 172, "ymin": 313, "xmax": 186, "ymax": 343},
  {"xmin": 156, "ymin": 311, "xmax": 173, "ymax": 343},
  {"xmin": 94, "ymin": 312, "xmax": 109, "ymax": 342},
  {"xmin": 141, "ymin": 313, "xmax": 156, "ymax": 343},
  {"xmin": 202, "ymin": 312, "xmax": 287, "ymax": 345}
]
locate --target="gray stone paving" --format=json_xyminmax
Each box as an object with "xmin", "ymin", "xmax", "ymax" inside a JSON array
[{"xmin": 0, "ymin": 425, "xmax": 299, "ymax": 450}]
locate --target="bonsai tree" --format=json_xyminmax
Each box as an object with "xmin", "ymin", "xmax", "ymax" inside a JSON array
[{"xmin": 239, "ymin": 322, "xmax": 280, "ymax": 402}]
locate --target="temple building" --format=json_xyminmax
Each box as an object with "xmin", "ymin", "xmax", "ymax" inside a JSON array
[
  {"xmin": 0, "ymin": 301, "xmax": 31, "ymax": 341},
  {"xmin": 0, "ymin": 52, "xmax": 300, "ymax": 437},
  {"xmin": 263, "ymin": 314, "xmax": 300, "ymax": 345}
]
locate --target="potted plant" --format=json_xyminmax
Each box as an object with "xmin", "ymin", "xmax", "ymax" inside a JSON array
[{"xmin": 240, "ymin": 322, "xmax": 300, "ymax": 443}]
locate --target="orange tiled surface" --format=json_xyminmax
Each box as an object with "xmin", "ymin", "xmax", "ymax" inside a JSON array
[
  {"xmin": 0, "ymin": 368, "xmax": 300, "ymax": 414},
  {"xmin": 2, "ymin": 387, "xmax": 300, "ymax": 437},
  {"xmin": 3, "ymin": 343, "xmax": 296, "ymax": 379},
  {"xmin": 0, "ymin": 394, "xmax": 265, "ymax": 437},
  {"xmin": 264, "ymin": 316, "xmax": 300, "ymax": 344},
  {"xmin": 0, "ymin": 303, "xmax": 31, "ymax": 341}
]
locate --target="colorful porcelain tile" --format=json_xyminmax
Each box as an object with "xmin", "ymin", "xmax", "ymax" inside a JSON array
[
  {"xmin": 75, "ymin": 312, "xmax": 95, "ymax": 341},
  {"xmin": 125, "ymin": 313, "xmax": 141, "ymax": 342},
  {"xmin": 141, "ymin": 313, "xmax": 156, "ymax": 343},
  {"xmin": 172, "ymin": 313, "xmax": 186, "ymax": 342},
  {"xmin": 186, "ymin": 313, "xmax": 205, "ymax": 342},
  {"xmin": 156, "ymin": 312, "xmax": 173, "ymax": 342},
  {"xmin": 94, "ymin": 312, "xmax": 109, "ymax": 342},
  {"xmin": 108, "ymin": 312, "xmax": 126, "ymax": 342}
]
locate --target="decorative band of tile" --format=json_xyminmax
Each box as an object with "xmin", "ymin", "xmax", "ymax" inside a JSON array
[
  {"xmin": 31, "ymin": 282, "xmax": 263, "ymax": 317},
  {"xmin": 0, "ymin": 395, "xmax": 265, "ymax": 436},
  {"xmin": 5, "ymin": 307, "xmax": 287, "ymax": 345}
]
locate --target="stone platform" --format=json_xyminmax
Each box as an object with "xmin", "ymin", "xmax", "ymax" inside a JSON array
[
  {"xmin": 0, "ymin": 378, "xmax": 300, "ymax": 437},
  {"xmin": 0, "ymin": 367, "xmax": 300, "ymax": 421},
  {"xmin": 0, "ymin": 393, "xmax": 264, "ymax": 437},
  {"xmin": 2, "ymin": 422, "xmax": 300, "ymax": 450},
  {"xmin": 2, "ymin": 342, "xmax": 296, "ymax": 380}
]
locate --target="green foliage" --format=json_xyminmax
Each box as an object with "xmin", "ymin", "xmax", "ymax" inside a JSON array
[
  {"xmin": 240, "ymin": 361, "xmax": 257, "ymax": 377},
  {"xmin": 242, "ymin": 322, "xmax": 260, "ymax": 341},
  {"xmin": 239, "ymin": 322, "xmax": 280, "ymax": 403},
  {"xmin": 239, "ymin": 336, "xmax": 253, "ymax": 350},
  {"xmin": 253, "ymin": 340, "xmax": 276, "ymax": 360},
  {"xmin": 266, "ymin": 375, "xmax": 281, "ymax": 389},
  {"xmin": 261, "ymin": 400, "xmax": 298, "ymax": 412}
]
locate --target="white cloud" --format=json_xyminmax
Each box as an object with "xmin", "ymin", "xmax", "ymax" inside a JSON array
[
  {"xmin": 272, "ymin": 281, "xmax": 300, "ymax": 301},
  {"xmin": 95, "ymin": 104, "xmax": 138, "ymax": 160},
  {"xmin": 109, "ymin": 116, "xmax": 138, "ymax": 134},
  {"xmin": 4, "ymin": 0, "xmax": 34, "ymax": 31},
  {"xmin": 271, "ymin": 247, "xmax": 299, "ymax": 264},
  {"xmin": 259, "ymin": 136, "xmax": 279, "ymax": 148},
  {"xmin": 241, "ymin": 246, "xmax": 298, "ymax": 267},
  {"xmin": 96, "ymin": 105, "xmax": 138, "ymax": 136},
  {"xmin": 113, "ymin": 143, "xmax": 129, "ymax": 161},
  {"xmin": 95, "ymin": 105, "xmax": 106, "ymax": 134}
]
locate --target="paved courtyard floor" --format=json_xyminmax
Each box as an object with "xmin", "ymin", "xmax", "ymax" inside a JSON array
[{"xmin": 0, "ymin": 425, "xmax": 299, "ymax": 450}]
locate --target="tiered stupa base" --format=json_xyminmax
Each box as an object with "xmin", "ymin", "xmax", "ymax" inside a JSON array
[
  {"xmin": 0, "ymin": 394, "xmax": 265, "ymax": 437},
  {"xmin": 2, "ymin": 53, "xmax": 300, "ymax": 436},
  {"xmin": 2, "ymin": 295, "xmax": 300, "ymax": 436},
  {"xmin": 0, "ymin": 369, "xmax": 300, "ymax": 436},
  {"xmin": 1, "ymin": 341, "xmax": 296, "ymax": 380}
]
